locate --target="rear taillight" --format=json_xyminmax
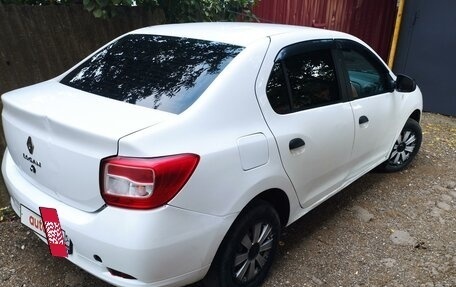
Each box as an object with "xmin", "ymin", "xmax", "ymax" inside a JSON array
[{"xmin": 100, "ymin": 154, "xmax": 199, "ymax": 209}]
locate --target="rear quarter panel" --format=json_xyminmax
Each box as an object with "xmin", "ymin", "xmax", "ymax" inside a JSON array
[{"xmin": 117, "ymin": 37, "xmax": 299, "ymax": 218}]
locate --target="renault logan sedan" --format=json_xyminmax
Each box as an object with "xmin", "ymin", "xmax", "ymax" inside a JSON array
[{"xmin": 2, "ymin": 23, "xmax": 422, "ymax": 287}]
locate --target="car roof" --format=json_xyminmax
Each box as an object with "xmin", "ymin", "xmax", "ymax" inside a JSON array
[{"xmin": 130, "ymin": 22, "xmax": 351, "ymax": 47}]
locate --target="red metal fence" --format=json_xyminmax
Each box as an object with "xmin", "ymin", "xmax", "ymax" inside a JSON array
[{"xmin": 253, "ymin": 0, "xmax": 397, "ymax": 61}]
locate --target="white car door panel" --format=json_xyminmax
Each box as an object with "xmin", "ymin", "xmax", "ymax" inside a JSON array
[
  {"xmin": 269, "ymin": 104, "xmax": 354, "ymax": 208},
  {"xmin": 256, "ymin": 40, "xmax": 355, "ymax": 209},
  {"xmin": 348, "ymin": 93, "xmax": 398, "ymax": 177},
  {"xmin": 336, "ymin": 40, "xmax": 401, "ymax": 178}
]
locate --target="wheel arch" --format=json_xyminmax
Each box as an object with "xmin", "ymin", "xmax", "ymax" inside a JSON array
[
  {"xmin": 409, "ymin": 109, "xmax": 421, "ymax": 123},
  {"xmin": 214, "ymin": 187, "xmax": 291, "ymax": 252},
  {"xmin": 251, "ymin": 188, "xmax": 290, "ymax": 227},
  {"xmin": 204, "ymin": 188, "xmax": 288, "ymax": 286},
  {"xmin": 214, "ymin": 187, "xmax": 291, "ymax": 257}
]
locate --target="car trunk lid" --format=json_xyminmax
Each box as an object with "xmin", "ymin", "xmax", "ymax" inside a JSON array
[{"xmin": 2, "ymin": 80, "xmax": 175, "ymax": 212}]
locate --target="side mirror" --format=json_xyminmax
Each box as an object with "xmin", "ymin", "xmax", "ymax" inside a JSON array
[{"xmin": 395, "ymin": 74, "xmax": 416, "ymax": 93}]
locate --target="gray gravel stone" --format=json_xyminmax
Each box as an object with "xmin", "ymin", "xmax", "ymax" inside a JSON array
[
  {"xmin": 311, "ymin": 276, "xmax": 323, "ymax": 285},
  {"xmin": 64, "ymin": 272, "xmax": 84, "ymax": 287},
  {"xmin": 352, "ymin": 205, "xmax": 374, "ymax": 222},
  {"xmin": 430, "ymin": 207, "xmax": 443, "ymax": 217},
  {"xmin": 441, "ymin": 194, "xmax": 453, "ymax": 203},
  {"xmin": 0, "ymin": 267, "xmax": 12, "ymax": 281},
  {"xmin": 434, "ymin": 185, "xmax": 448, "ymax": 193},
  {"xmin": 381, "ymin": 258, "xmax": 397, "ymax": 268},
  {"xmin": 436, "ymin": 202, "xmax": 451, "ymax": 211},
  {"xmin": 390, "ymin": 230, "xmax": 417, "ymax": 246},
  {"xmin": 446, "ymin": 181, "xmax": 456, "ymax": 189}
]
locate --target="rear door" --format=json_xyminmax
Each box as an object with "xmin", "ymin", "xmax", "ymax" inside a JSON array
[{"xmin": 257, "ymin": 40, "xmax": 355, "ymax": 209}]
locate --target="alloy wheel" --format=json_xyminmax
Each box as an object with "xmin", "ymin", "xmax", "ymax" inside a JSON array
[
  {"xmin": 389, "ymin": 130, "xmax": 417, "ymax": 166},
  {"xmin": 233, "ymin": 222, "xmax": 275, "ymax": 283}
]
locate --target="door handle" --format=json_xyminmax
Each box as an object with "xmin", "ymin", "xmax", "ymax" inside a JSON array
[
  {"xmin": 289, "ymin": 138, "xmax": 305, "ymax": 150},
  {"xmin": 359, "ymin": 115, "xmax": 369, "ymax": 125}
]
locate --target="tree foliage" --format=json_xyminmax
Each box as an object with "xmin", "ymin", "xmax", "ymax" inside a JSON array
[
  {"xmin": 158, "ymin": 0, "xmax": 257, "ymax": 22},
  {"xmin": 83, "ymin": 0, "xmax": 159, "ymax": 19},
  {"xmin": 0, "ymin": 0, "xmax": 258, "ymax": 21}
]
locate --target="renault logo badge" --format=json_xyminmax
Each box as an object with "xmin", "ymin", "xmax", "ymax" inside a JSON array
[{"xmin": 27, "ymin": 136, "xmax": 34, "ymax": 154}]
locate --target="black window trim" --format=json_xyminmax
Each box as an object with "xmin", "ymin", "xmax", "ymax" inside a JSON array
[
  {"xmin": 268, "ymin": 39, "xmax": 351, "ymax": 114},
  {"xmin": 275, "ymin": 39, "xmax": 335, "ymax": 62},
  {"xmin": 279, "ymin": 60, "xmax": 295, "ymax": 112}
]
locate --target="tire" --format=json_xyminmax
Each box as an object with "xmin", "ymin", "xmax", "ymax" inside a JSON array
[
  {"xmin": 378, "ymin": 118, "xmax": 422, "ymax": 172},
  {"xmin": 204, "ymin": 200, "xmax": 281, "ymax": 287}
]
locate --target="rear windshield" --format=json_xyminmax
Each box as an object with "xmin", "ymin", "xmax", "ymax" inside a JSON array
[{"xmin": 61, "ymin": 34, "xmax": 244, "ymax": 114}]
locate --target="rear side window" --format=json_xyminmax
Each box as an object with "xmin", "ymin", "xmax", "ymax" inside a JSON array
[
  {"xmin": 266, "ymin": 48, "xmax": 340, "ymax": 114},
  {"xmin": 285, "ymin": 49, "xmax": 340, "ymax": 110},
  {"xmin": 61, "ymin": 34, "xmax": 243, "ymax": 114},
  {"xmin": 266, "ymin": 62, "xmax": 291, "ymax": 114}
]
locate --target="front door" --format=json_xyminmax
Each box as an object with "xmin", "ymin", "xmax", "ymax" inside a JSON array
[{"xmin": 335, "ymin": 40, "xmax": 399, "ymax": 178}]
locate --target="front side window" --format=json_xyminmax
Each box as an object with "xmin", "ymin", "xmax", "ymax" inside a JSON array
[
  {"xmin": 341, "ymin": 48, "xmax": 392, "ymax": 99},
  {"xmin": 61, "ymin": 34, "xmax": 244, "ymax": 114},
  {"xmin": 266, "ymin": 47, "xmax": 340, "ymax": 114}
]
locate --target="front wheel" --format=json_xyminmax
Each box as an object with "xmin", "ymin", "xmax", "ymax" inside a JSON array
[
  {"xmin": 204, "ymin": 200, "xmax": 281, "ymax": 287},
  {"xmin": 378, "ymin": 118, "xmax": 422, "ymax": 172}
]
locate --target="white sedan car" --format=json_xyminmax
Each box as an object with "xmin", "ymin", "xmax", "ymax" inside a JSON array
[{"xmin": 2, "ymin": 23, "xmax": 422, "ymax": 287}]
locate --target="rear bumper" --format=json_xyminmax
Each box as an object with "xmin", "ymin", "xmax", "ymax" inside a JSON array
[{"xmin": 2, "ymin": 149, "xmax": 236, "ymax": 287}]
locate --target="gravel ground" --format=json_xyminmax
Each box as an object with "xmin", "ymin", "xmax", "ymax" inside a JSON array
[{"xmin": 0, "ymin": 112, "xmax": 455, "ymax": 287}]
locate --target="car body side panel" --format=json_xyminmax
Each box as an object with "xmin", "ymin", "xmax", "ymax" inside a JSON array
[
  {"xmin": 385, "ymin": 86, "xmax": 424, "ymax": 158},
  {"xmin": 347, "ymin": 92, "xmax": 400, "ymax": 178},
  {"xmin": 262, "ymin": 103, "xmax": 355, "ymax": 209},
  {"xmin": 254, "ymin": 35, "xmax": 357, "ymax": 209},
  {"xmin": 117, "ymin": 37, "xmax": 300, "ymax": 219}
]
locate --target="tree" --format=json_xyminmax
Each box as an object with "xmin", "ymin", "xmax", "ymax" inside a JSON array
[
  {"xmin": 0, "ymin": 0, "xmax": 258, "ymax": 21},
  {"xmin": 82, "ymin": 0, "xmax": 159, "ymax": 19},
  {"xmin": 157, "ymin": 0, "xmax": 258, "ymax": 22}
]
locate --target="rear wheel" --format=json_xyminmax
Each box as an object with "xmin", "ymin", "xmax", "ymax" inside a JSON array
[
  {"xmin": 378, "ymin": 118, "xmax": 422, "ymax": 172},
  {"xmin": 204, "ymin": 200, "xmax": 280, "ymax": 287}
]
